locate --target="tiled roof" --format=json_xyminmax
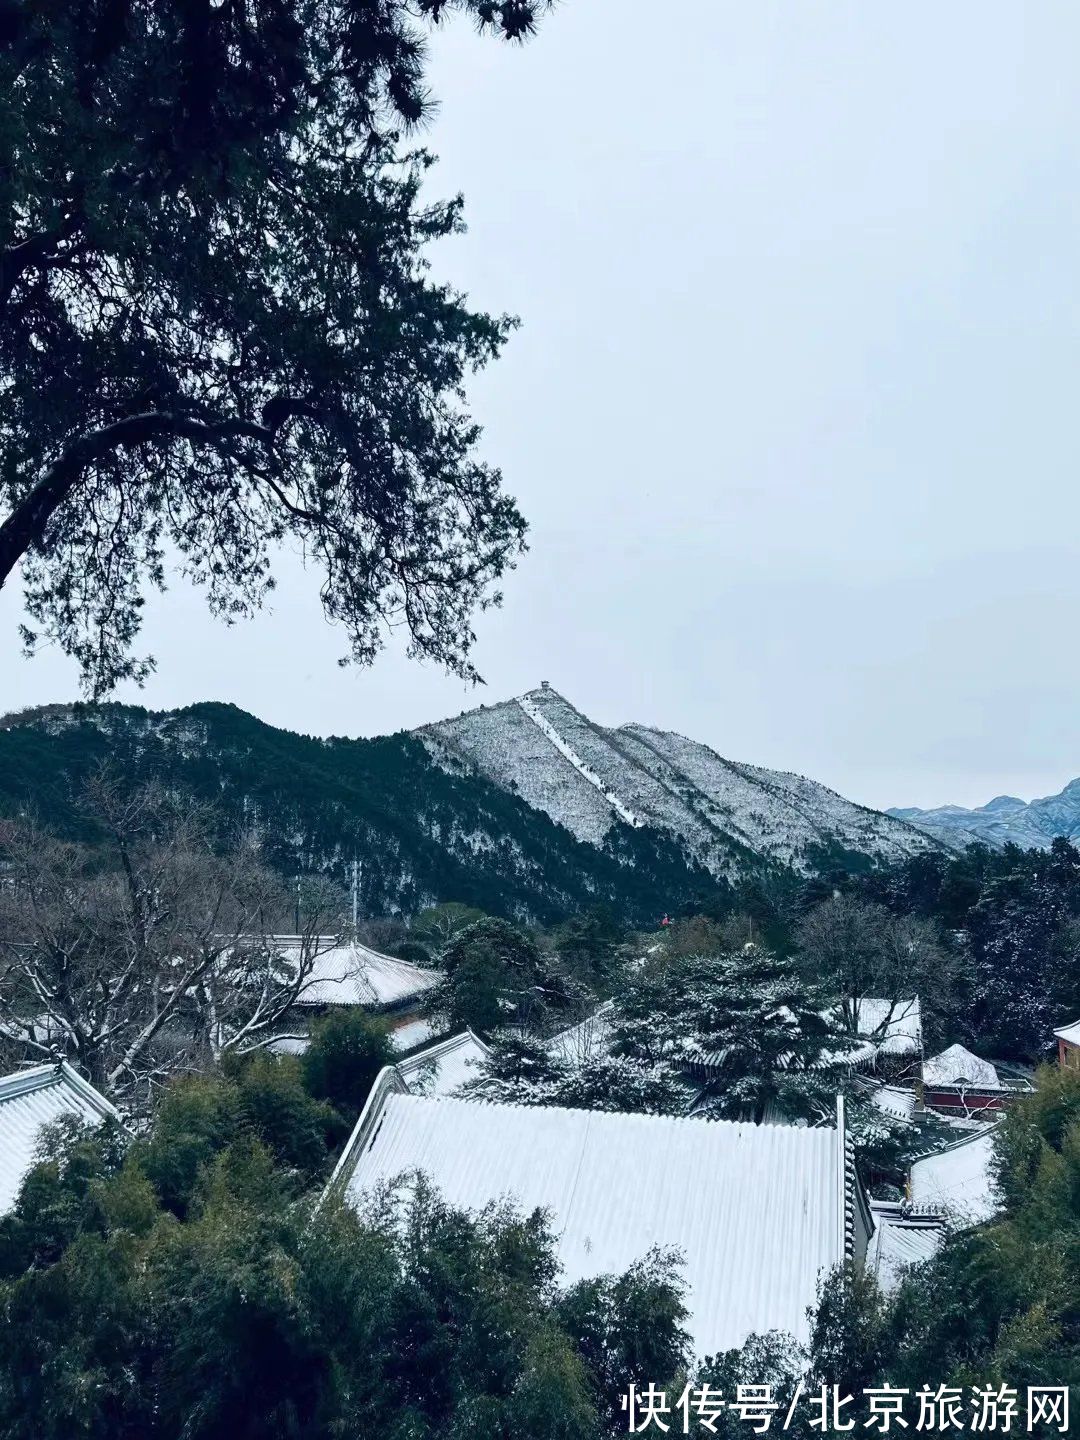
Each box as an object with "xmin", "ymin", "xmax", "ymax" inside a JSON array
[
  {"xmin": 909, "ymin": 1127, "xmax": 999, "ymax": 1227},
  {"xmin": 1054, "ymin": 1018, "xmax": 1080, "ymax": 1047},
  {"xmin": 330, "ymin": 1072, "xmax": 859, "ymax": 1357},
  {"xmin": 869, "ymin": 1085, "xmax": 916, "ymax": 1122},
  {"xmin": 394, "ymin": 1031, "xmax": 491, "ymax": 1097},
  {"xmin": 546, "ymin": 1003, "xmax": 614, "ymax": 1064},
  {"xmin": 869, "ymin": 1204, "xmax": 943, "ymax": 1292},
  {"xmin": 289, "ymin": 940, "xmax": 439, "ymax": 1010},
  {"xmin": 0, "ymin": 1063, "xmax": 118, "ymax": 1214},
  {"xmin": 923, "ymin": 1044, "xmax": 1000, "ymax": 1090},
  {"xmin": 389, "ymin": 1018, "xmax": 436, "ymax": 1053}
]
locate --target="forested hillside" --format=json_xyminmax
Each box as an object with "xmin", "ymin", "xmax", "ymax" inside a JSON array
[{"xmin": 0, "ymin": 702, "xmax": 728, "ymax": 925}]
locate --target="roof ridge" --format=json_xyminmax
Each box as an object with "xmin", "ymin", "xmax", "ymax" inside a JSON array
[
  {"xmin": 0, "ymin": 1062, "xmax": 65, "ymax": 1102},
  {"xmin": 391, "ymin": 1090, "xmax": 837, "ymax": 1135}
]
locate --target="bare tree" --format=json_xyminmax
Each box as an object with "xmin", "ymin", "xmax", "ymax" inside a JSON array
[
  {"xmin": 795, "ymin": 894, "xmax": 953, "ymax": 1040},
  {"xmin": 0, "ymin": 778, "xmax": 342, "ymax": 1106},
  {"xmin": 661, "ymin": 912, "xmax": 756, "ymax": 961},
  {"xmin": 193, "ymin": 875, "xmax": 345, "ymax": 1062}
]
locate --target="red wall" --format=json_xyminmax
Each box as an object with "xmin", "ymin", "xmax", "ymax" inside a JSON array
[{"xmin": 923, "ymin": 1087, "xmax": 1008, "ymax": 1115}]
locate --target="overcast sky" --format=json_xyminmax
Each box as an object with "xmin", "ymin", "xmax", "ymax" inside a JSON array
[{"xmin": 4, "ymin": 1, "xmax": 1080, "ymax": 812}]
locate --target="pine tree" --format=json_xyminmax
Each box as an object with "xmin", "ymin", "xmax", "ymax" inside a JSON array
[{"xmin": 2, "ymin": 1, "xmax": 548, "ymax": 694}]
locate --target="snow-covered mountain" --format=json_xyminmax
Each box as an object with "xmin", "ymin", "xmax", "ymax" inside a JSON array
[
  {"xmin": 419, "ymin": 685, "xmax": 938, "ymax": 877},
  {"xmin": 890, "ymin": 779, "xmax": 1080, "ymax": 852}
]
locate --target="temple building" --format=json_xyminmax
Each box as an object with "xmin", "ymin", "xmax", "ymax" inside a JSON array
[{"xmin": 326, "ymin": 1073, "xmax": 871, "ymax": 1358}]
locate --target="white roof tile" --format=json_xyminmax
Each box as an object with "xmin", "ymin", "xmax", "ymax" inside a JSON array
[
  {"xmin": 389, "ymin": 1018, "xmax": 437, "ymax": 1053},
  {"xmin": 923, "ymin": 1044, "xmax": 1000, "ymax": 1090},
  {"xmin": 266, "ymin": 1034, "xmax": 310, "ymax": 1055},
  {"xmin": 335, "ymin": 1079, "xmax": 851, "ymax": 1357},
  {"xmin": 395, "ymin": 1031, "xmax": 491, "ymax": 1097},
  {"xmin": 290, "ymin": 940, "xmax": 439, "ymax": 1010},
  {"xmin": 869, "ymin": 1206, "xmax": 943, "ymax": 1292},
  {"xmin": 546, "ymin": 1003, "xmax": 614, "ymax": 1064},
  {"xmin": 1053, "ymin": 1018, "xmax": 1080, "ymax": 1047},
  {"xmin": 0, "ymin": 1063, "xmax": 118, "ymax": 1214},
  {"xmin": 870, "ymin": 1085, "xmax": 916, "ymax": 1122},
  {"xmin": 909, "ymin": 1128, "xmax": 999, "ymax": 1227}
]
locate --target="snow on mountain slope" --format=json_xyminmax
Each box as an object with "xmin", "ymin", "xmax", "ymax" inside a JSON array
[
  {"xmin": 891, "ymin": 778, "xmax": 1080, "ymax": 852},
  {"xmin": 418, "ymin": 695, "xmax": 617, "ymax": 846},
  {"xmin": 516, "ymin": 696, "xmax": 644, "ymax": 828},
  {"xmin": 420, "ymin": 686, "xmax": 937, "ymax": 877}
]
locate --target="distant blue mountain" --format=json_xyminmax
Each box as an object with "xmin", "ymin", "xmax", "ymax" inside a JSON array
[{"xmin": 889, "ymin": 778, "xmax": 1080, "ymax": 851}]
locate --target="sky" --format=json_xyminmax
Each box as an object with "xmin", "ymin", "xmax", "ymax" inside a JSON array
[{"xmin": 4, "ymin": 0, "xmax": 1080, "ymax": 812}]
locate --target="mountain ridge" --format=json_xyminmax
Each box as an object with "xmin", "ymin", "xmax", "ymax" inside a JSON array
[
  {"xmin": 419, "ymin": 684, "xmax": 937, "ymax": 877},
  {"xmin": 0, "ymin": 698, "xmax": 721, "ymax": 923},
  {"xmin": 890, "ymin": 776, "xmax": 1080, "ymax": 851},
  {"xmin": 0, "ymin": 687, "xmax": 939, "ymax": 922}
]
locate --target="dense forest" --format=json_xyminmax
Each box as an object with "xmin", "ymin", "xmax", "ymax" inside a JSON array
[
  {"xmin": 844, "ymin": 840, "xmax": 1080, "ymax": 1061},
  {"xmin": 0, "ymin": 702, "xmax": 733, "ymax": 926}
]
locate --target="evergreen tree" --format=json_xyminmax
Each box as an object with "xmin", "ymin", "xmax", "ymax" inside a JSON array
[
  {"xmin": 434, "ymin": 917, "xmax": 582, "ymax": 1033},
  {"xmin": 612, "ymin": 945, "xmax": 847, "ymax": 1124},
  {"xmin": 550, "ymin": 908, "xmax": 625, "ymax": 993},
  {"xmin": 468, "ymin": 1032, "xmax": 686, "ymax": 1116},
  {"xmin": 301, "ymin": 1009, "xmax": 394, "ymax": 1120},
  {"xmin": 2, "ymin": 1, "xmax": 548, "ymax": 694}
]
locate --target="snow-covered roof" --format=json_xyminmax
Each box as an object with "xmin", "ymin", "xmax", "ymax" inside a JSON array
[
  {"xmin": 266, "ymin": 1034, "xmax": 309, "ymax": 1056},
  {"xmin": 389, "ymin": 1017, "xmax": 436, "ymax": 1054},
  {"xmin": 331, "ymin": 1073, "xmax": 859, "ymax": 1357},
  {"xmin": 869, "ymin": 1204, "xmax": 943, "ymax": 1293},
  {"xmin": 923, "ymin": 1044, "xmax": 1001, "ymax": 1090},
  {"xmin": 870, "ymin": 1085, "xmax": 916, "ymax": 1122},
  {"xmin": 1053, "ymin": 1018, "xmax": 1080, "ymax": 1047},
  {"xmin": 394, "ymin": 1031, "xmax": 491, "ymax": 1097},
  {"xmin": 909, "ymin": 1128, "xmax": 1000, "ymax": 1227},
  {"xmin": 546, "ymin": 1003, "xmax": 614, "ymax": 1064},
  {"xmin": 0, "ymin": 1063, "xmax": 119, "ymax": 1214},
  {"xmin": 290, "ymin": 939, "xmax": 439, "ymax": 1010}
]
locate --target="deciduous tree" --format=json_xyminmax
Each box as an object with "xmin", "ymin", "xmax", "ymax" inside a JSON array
[{"xmin": 0, "ymin": 779, "xmax": 339, "ymax": 1102}]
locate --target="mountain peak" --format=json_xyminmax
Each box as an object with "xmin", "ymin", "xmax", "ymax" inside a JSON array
[
  {"xmin": 420, "ymin": 688, "xmax": 937, "ymax": 877},
  {"xmin": 518, "ymin": 681, "xmax": 568, "ymax": 704}
]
